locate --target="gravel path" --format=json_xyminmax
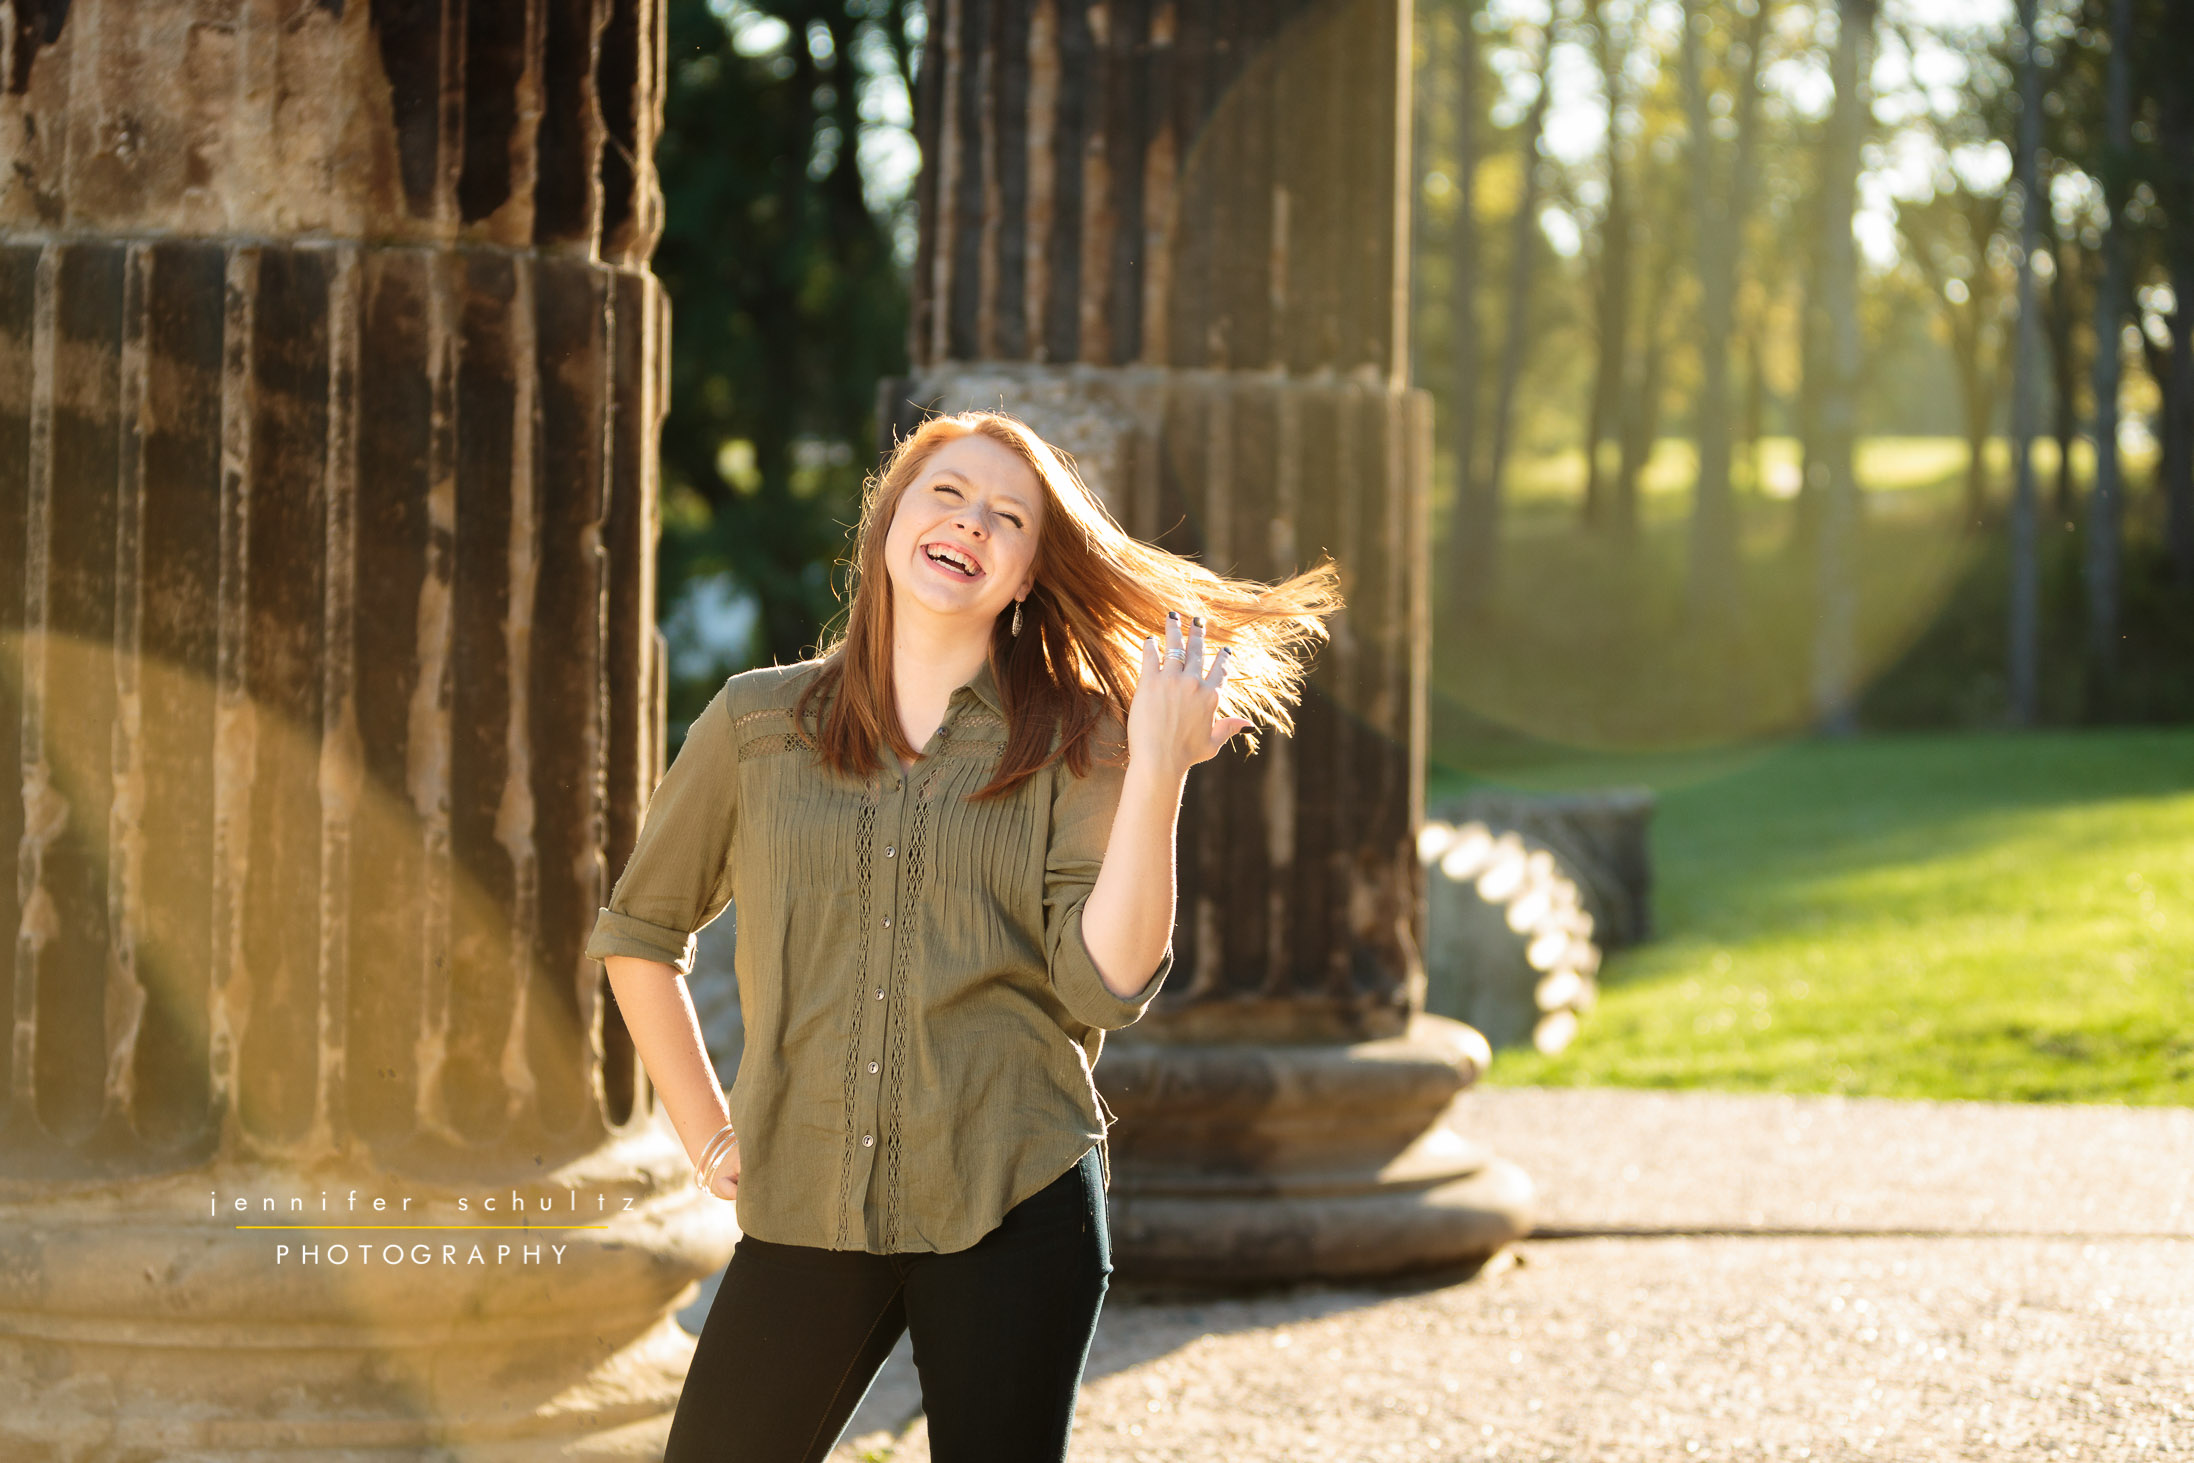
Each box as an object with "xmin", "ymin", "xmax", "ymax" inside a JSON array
[
  {"xmin": 1456, "ymin": 1087, "xmax": 2194, "ymax": 1238},
  {"xmin": 848, "ymin": 1235, "xmax": 2189, "ymax": 1461},
  {"xmin": 675, "ymin": 1086, "xmax": 2194, "ymax": 1461}
]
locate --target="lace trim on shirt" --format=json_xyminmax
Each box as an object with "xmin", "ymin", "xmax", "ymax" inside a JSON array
[
  {"xmin": 833, "ymin": 788, "xmax": 880, "ymax": 1249},
  {"xmin": 880, "ymin": 760, "xmax": 942, "ymax": 1250},
  {"xmin": 737, "ymin": 730, "xmax": 810, "ymax": 759},
  {"xmin": 942, "ymin": 739, "xmax": 1005, "ymax": 760},
  {"xmin": 734, "ymin": 707, "xmax": 812, "ymax": 761},
  {"xmin": 734, "ymin": 706, "xmax": 791, "ymax": 733}
]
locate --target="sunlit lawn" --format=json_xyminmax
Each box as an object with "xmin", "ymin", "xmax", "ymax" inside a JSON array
[{"xmin": 1430, "ymin": 730, "xmax": 2194, "ymax": 1105}]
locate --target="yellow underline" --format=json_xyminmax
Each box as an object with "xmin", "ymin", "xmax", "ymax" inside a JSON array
[{"xmin": 235, "ymin": 1224, "xmax": 609, "ymax": 1231}]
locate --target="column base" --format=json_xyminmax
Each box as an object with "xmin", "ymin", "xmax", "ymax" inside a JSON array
[
  {"xmin": 1097, "ymin": 1013, "xmax": 1535, "ymax": 1284},
  {"xmin": 0, "ymin": 1113, "xmax": 735, "ymax": 1461}
]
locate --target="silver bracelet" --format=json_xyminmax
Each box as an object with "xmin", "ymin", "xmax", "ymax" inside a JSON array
[
  {"xmin": 694, "ymin": 1121, "xmax": 739, "ymax": 1192},
  {"xmin": 696, "ymin": 1121, "xmax": 737, "ymax": 1176}
]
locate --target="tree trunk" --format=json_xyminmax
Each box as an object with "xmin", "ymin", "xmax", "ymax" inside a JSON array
[
  {"xmin": 1581, "ymin": 0, "xmax": 1632, "ymax": 531},
  {"xmin": 1462, "ymin": 12, "xmax": 1558, "ymax": 617},
  {"xmin": 2085, "ymin": 0, "xmax": 2133, "ymax": 676},
  {"xmin": 1444, "ymin": 0, "xmax": 1486, "ymax": 615},
  {"xmin": 1680, "ymin": 0, "xmax": 1773, "ymax": 625},
  {"xmin": 1791, "ymin": 179, "xmax": 1826, "ymax": 556},
  {"xmin": 1616, "ymin": 218, "xmax": 1680, "ymax": 542},
  {"xmin": 2165, "ymin": 291, "xmax": 2194, "ymax": 586},
  {"xmin": 2046, "ymin": 204, "xmax": 2085, "ymax": 526},
  {"xmin": 1410, "ymin": 7, "xmax": 1442, "ymax": 390},
  {"xmin": 1813, "ymin": 0, "xmax": 1874, "ymax": 735},
  {"xmin": 2157, "ymin": 0, "xmax": 2194, "ymax": 586},
  {"xmin": 1740, "ymin": 311, "xmax": 1767, "ymax": 497},
  {"xmin": 1962, "ymin": 352, "xmax": 1998, "ymax": 529},
  {"xmin": 2007, "ymin": 0, "xmax": 2047, "ymax": 726}
]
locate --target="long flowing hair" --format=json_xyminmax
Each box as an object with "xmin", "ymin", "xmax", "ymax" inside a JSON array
[{"xmin": 793, "ymin": 410, "xmax": 1344, "ymax": 801}]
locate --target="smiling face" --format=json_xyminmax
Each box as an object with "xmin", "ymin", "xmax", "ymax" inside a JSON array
[{"xmin": 881, "ymin": 431, "xmax": 1045, "ymax": 634}]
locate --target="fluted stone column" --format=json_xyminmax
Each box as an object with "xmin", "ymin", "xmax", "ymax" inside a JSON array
[
  {"xmin": 0, "ymin": 4, "xmax": 727, "ymax": 1456},
  {"xmin": 883, "ymin": 0, "xmax": 1531, "ymax": 1283}
]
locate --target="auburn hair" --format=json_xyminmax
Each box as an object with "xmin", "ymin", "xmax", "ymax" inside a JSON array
[{"xmin": 792, "ymin": 410, "xmax": 1344, "ymax": 801}]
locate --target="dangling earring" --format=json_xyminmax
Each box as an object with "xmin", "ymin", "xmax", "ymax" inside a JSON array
[{"xmin": 1010, "ymin": 598, "xmax": 1024, "ymax": 637}]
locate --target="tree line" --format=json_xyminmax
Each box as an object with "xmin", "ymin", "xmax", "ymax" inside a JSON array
[{"xmin": 1416, "ymin": 0, "xmax": 2192, "ymax": 734}]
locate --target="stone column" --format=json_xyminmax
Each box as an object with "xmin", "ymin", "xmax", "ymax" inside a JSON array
[
  {"xmin": 883, "ymin": 0, "xmax": 1531, "ymax": 1282},
  {"xmin": 0, "ymin": 4, "xmax": 726, "ymax": 1456}
]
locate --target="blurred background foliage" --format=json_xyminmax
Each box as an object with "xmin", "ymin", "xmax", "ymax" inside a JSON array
[{"xmin": 654, "ymin": 0, "xmax": 920, "ymax": 734}]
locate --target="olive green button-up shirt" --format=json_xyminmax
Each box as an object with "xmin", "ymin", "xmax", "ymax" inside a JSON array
[{"xmin": 583, "ymin": 655, "xmax": 1170, "ymax": 1254}]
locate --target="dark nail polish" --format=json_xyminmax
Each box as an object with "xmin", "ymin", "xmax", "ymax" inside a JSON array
[
  {"xmin": 1193, "ymin": 615, "xmax": 1205, "ymax": 628},
  {"xmin": 1167, "ymin": 609, "xmax": 1178, "ymax": 620}
]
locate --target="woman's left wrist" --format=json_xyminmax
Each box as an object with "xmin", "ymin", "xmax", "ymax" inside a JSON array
[{"xmin": 1124, "ymin": 754, "xmax": 1191, "ymax": 796}]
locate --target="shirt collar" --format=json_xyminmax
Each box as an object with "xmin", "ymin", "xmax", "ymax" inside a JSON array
[{"xmin": 955, "ymin": 657, "xmax": 1005, "ymax": 717}]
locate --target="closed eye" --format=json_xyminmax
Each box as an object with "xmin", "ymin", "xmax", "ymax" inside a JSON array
[{"xmin": 934, "ymin": 482, "xmax": 1024, "ymax": 529}]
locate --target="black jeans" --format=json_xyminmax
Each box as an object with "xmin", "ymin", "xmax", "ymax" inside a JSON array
[{"xmin": 664, "ymin": 1145, "xmax": 1111, "ymax": 1463}]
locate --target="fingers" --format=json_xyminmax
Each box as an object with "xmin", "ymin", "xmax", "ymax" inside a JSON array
[
  {"xmin": 1187, "ymin": 613, "xmax": 1207, "ymax": 678},
  {"xmin": 1142, "ymin": 632, "xmax": 1161, "ymax": 677},
  {"xmin": 1200, "ymin": 642, "xmax": 1231, "ymax": 692},
  {"xmin": 1207, "ymin": 714, "xmax": 1253, "ymax": 756},
  {"xmin": 1164, "ymin": 609, "xmax": 1185, "ymax": 670}
]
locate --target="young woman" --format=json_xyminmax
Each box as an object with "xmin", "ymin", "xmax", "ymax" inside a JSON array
[{"xmin": 588, "ymin": 410, "xmax": 1340, "ymax": 1462}]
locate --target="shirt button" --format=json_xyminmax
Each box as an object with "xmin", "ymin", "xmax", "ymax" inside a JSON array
[
  {"xmin": 868, "ymin": 1061, "xmax": 879, "ymax": 1074},
  {"xmin": 881, "ymin": 915, "xmax": 892, "ymax": 928},
  {"xmin": 862, "ymin": 1133, "xmax": 875, "ymax": 1147},
  {"xmin": 875, "ymin": 988, "xmax": 884, "ymax": 1000},
  {"xmin": 884, "ymin": 844, "xmax": 896, "ymax": 857}
]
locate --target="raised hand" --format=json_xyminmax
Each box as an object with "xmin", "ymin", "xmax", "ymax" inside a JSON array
[{"xmin": 1128, "ymin": 610, "xmax": 1255, "ymax": 777}]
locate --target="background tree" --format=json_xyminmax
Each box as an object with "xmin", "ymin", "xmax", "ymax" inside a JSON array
[
  {"xmin": 1678, "ymin": 0, "xmax": 1774, "ymax": 624},
  {"xmin": 653, "ymin": 0, "xmax": 921, "ymax": 733},
  {"xmin": 1458, "ymin": 9, "xmax": 1564, "ymax": 619},
  {"xmin": 1580, "ymin": 0, "xmax": 1638, "ymax": 533},
  {"xmin": 2005, "ymin": 0, "xmax": 2048, "ymax": 726},
  {"xmin": 2081, "ymin": 0, "xmax": 2134, "ymax": 673},
  {"xmin": 2150, "ymin": 1, "xmax": 2194, "ymax": 585},
  {"xmin": 1612, "ymin": 69, "xmax": 1693, "ymax": 542},
  {"xmin": 1811, "ymin": 0, "xmax": 1875, "ymax": 733},
  {"xmin": 1895, "ymin": 175, "xmax": 2013, "ymax": 531},
  {"xmin": 1438, "ymin": 0, "xmax": 1490, "ymax": 619}
]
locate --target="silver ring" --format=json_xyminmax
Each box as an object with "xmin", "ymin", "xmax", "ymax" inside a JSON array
[{"xmin": 1163, "ymin": 647, "xmax": 1187, "ymax": 665}]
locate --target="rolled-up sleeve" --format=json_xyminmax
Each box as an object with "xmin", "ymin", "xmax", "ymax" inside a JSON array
[
  {"xmin": 1043, "ymin": 727, "xmax": 1172, "ymax": 1030},
  {"xmin": 583, "ymin": 679, "xmax": 741, "ymax": 977}
]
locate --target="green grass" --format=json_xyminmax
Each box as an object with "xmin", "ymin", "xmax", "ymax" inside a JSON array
[{"xmin": 1430, "ymin": 729, "xmax": 2194, "ymax": 1105}]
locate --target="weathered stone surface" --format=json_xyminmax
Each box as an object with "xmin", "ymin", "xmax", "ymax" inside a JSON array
[
  {"xmin": 1098, "ymin": 1015, "xmax": 1533, "ymax": 1282},
  {"xmin": 0, "ymin": 0, "xmax": 668, "ymax": 263},
  {"xmin": 903, "ymin": 0, "xmax": 1398, "ymax": 377},
  {"xmin": 0, "ymin": 4, "xmax": 715, "ymax": 1457}
]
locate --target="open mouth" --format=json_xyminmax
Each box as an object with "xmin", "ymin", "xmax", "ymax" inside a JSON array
[{"xmin": 922, "ymin": 542, "xmax": 984, "ymax": 579}]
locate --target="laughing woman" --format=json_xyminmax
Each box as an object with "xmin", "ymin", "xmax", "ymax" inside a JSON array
[{"xmin": 587, "ymin": 410, "xmax": 1340, "ymax": 1462}]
